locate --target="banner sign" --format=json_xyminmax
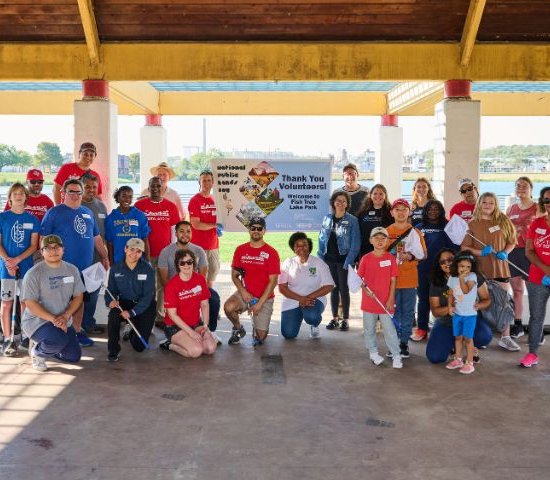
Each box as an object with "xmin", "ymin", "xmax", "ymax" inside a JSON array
[{"xmin": 212, "ymin": 158, "xmax": 332, "ymax": 232}]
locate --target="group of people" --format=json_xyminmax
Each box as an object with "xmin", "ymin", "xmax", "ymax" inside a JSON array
[{"xmin": 0, "ymin": 151, "xmax": 549, "ymax": 375}]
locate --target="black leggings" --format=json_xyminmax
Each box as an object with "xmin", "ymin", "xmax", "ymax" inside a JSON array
[
  {"xmin": 326, "ymin": 260, "xmax": 350, "ymax": 319},
  {"xmin": 107, "ymin": 299, "xmax": 156, "ymax": 355}
]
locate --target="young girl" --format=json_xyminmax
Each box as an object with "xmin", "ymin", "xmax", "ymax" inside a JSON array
[{"xmin": 446, "ymin": 251, "xmax": 480, "ymax": 374}]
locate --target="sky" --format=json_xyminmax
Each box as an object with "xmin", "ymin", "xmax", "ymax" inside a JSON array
[{"xmin": 0, "ymin": 114, "xmax": 549, "ymax": 158}]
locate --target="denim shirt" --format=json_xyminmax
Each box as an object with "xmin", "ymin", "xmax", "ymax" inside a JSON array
[{"xmin": 317, "ymin": 212, "xmax": 361, "ymax": 269}]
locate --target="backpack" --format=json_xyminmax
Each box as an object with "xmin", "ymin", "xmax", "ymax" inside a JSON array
[{"xmin": 480, "ymin": 279, "xmax": 515, "ymax": 333}]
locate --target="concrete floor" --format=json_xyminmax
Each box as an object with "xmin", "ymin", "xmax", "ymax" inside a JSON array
[{"xmin": 1, "ymin": 265, "xmax": 549, "ymax": 480}]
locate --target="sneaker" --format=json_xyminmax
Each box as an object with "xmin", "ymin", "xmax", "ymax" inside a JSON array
[
  {"xmin": 160, "ymin": 340, "xmax": 171, "ymax": 351},
  {"xmin": 228, "ymin": 325, "xmax": 246, "ymax": 345},
  {"xmin": 107, "ymin": 353, "xmax": 119, "ymax": 363},
  {"xmin": 510, "ymin": 323, "xmax": 525, "ymax": 339},
  {"xmin": 399, "ymin": 343, "xmax": 410, "ymax": 359},
  {"xmin": 211, "ymin": 331, "xmax": 223, "ymax": 346},
  {"xmin": 252, "ymin": 336, "xmax": 264, "ymax": 347},
  {"xmin": 386, "ymin": 351, "xmax": 393, "ymax": 358},
  {"xmin": 76, "ymin": 331, "xmax": 94, "ymax": 347},
  {"xmin": 339, "ymin": 319, "xmax": 349, "ymax": 331},
  {"xmin": 473, "ymin": 348, "xmax": 480, "ymax": 364},
  {"xmin": 410, "ymin": 328, "xmax": 428, "ymax": 342},
  {"xmin": 326, "ymin": 318, "xmax": 339, "ymax": 330},
  {"xmin": 121, "ymin": 324, "xmax": 132, "ymax": 342},
  {"xmin": 369, "ymin": 352, "xmax": 384, "ymax": 366},
  {"xmin": 310, "ymin": 325, "xmax": 320, "ymax": 338},
  {"xmin": 20, "ymin": 337, "xmax": 30, "ymax": 349},
  {"xmin": 30, "ymin": 344, "xmax": 47, "ymax": 372},
  {"xmin": 392, "ymin": 356, "xmax": 403, "ymax": 369},
  {"xmin": 446, "ymin": 357, "xmax": 464, "ymax": 370},
  {"xmin": 3, "ymin": 340, "xmax": 18, "ymax": 357},
  {"xmin": 519, "ymin": 352, "xmax": 539, "ymax": 368},
  {"xmin": 498, "ymin": 336, "xmax": 520, "ymax": 352},
  {"xmin": 459, "ymin": 362, "xmax": 475, "ymax": 374}
]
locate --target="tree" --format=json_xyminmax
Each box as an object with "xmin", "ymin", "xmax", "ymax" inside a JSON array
[
  {"xmin": 34, "ymin": 141, "xmax": 64, "ymax": 169},
  {"xmin": 0, "ymin": 144, "xmax": 24, "ymax": 172},
  {"xmin": 128, "ymin": 152, "xmax": 140, "ymax": 182},
  {"xmin": 180, "ymin": 149, "xmax": 223, "ymax": 179}
]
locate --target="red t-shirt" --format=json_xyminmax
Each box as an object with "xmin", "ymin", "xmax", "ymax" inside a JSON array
[
  {"xmin": 507, "ymin": 203, "xmax": 537, "ymax": 248},
  {"xmin": 449, "ymin": 201, "xmax": 476, "ymax": 222},
  {"xmin": 4, "ymin": 194, "xmax": 54, "ymax": 221},
  {"xmin": 231, "ymin": 243, "xmax": 281, "ymax": 299},
  {"xmin": 54, "ymin": 163, "xmax": 103, "ymax": 195},
  {"xmin": 357, "ymin": 252, "xmax": 398, "ymax": 314},
  {"xmin": 164, "ymin": 272, "xmax": 211, "ymax": 328},
  {"xmin": 188, "ymin": 193, "xmax": 219, "ymax": 250},
  {"xmin": 526, "ymin": 216, "xmax": 550, "ymax": 285},
  {"xmin": 134, "ymin": 197, "xmax": 180, "ymax": 257}
]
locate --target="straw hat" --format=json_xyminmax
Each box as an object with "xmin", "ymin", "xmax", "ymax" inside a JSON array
[{"xmin": 150, "ymin": 162, "xmax": 176, "ymax": 180}]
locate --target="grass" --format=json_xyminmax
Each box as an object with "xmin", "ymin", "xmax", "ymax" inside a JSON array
[{"xmin": 219, "ymin": 231, "xmax": 319, "ymax": 263}]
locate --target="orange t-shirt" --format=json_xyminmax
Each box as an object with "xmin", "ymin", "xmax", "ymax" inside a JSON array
[{"xmin": 386, "ymin": 223, "xmax": 427, "ymax": 289}]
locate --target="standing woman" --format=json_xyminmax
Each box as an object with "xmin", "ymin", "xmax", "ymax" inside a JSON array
[
  {"xmin": 413, "ymin": 200, "xmax": 455, "ymax": 341},
  {"xmin": 506, "ymin": 176, "xmax": 538, "ymax": 338},
  {"xmin": 318, "ymin": 191, "xmax": 360, "ymax": 331},
  {"xmin": 356, "ymin": 184, "xmax": 393, "ymax": 258},
  {"xmin": 410, "ymin": 177, "xmax": 436, "ymax": 227},
  {"xmin": 522, "ymin": 187, "xmax": 550, "ymax": 367},
  {"xmin": 461, "ymin": 192, "xmax": 519, "ymax": 351},
  {"xmin": 163, "ymin": 249, "xmax": 217, "ymax": 358}
]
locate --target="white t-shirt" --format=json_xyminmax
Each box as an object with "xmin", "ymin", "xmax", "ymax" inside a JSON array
[
  {"xmin": 278, "ymin": 255, "xmax": 334, "ymax": 312},
  {"xmin": 447, "ymin": 272, "xmax": 478, "ymax": 316}
]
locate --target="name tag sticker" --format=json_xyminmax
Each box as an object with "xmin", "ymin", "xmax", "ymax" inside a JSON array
[
  {"xmin": 379, "ymin": 260, "xmax": 392, "ymax": 267},
  {"xmin": 82, "ymin": 213, "xmax": 91, "ymax": 219},
  {"xmin": 129, "ymin": 220, "xmax": 139, "ymax": 226},
  {"xmin": 63, "ymin": 276, "xmax": 74, "ymax": 284},
  {"xmin": 368, "ymin": 211, "xmax": 376, "ymax": 216},
  {"xmin": 488, "ymin": 225, "xmax": 501, "ymax": 233},
  {"xmin": 137, "ymin": 274, "xmax": 147, "ymax": 281},
  {"xmin": 535, "ymin": 228, "xmax": 546, "ymax": 235},
  {"xmin": 23, "ymin": 223, "xmax": 33, "ymax": 229},
  {"xmin": 98, "ymin": 213, "xmax": 106, "ymax": 219},
  {"xmin": 509, "ymin": 214, "xmax": 520, "ymax": 220}
]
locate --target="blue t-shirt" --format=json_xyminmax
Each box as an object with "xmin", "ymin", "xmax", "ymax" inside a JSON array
[
  {"xmin": 104, "ymin": 207, "xmax": 151, "ymax": 264},
  {"xmin": 447, "ymin": 272, "xmax": 478, "ymax": 316},
  {"xmin": 40, "ymin": 204, "xmax": 99, "ymax": 271},
  {"xmin": 0, "ymin": 210, "xmax": 40, "ymax": 279},
  {"xmin": 416, "ymin": 221, "xmax": 456, "ymax": 275}
]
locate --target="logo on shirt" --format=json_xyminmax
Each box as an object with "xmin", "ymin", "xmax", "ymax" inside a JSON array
[
  {"xmin": 308, "ymin": 267, "xmax": 317, "ymax": 276},
  {"xmin": 259, "ymin": 251, "xmax": 270, "ymax": 259},
  {"xmin": 177, "ymin": 285, "xmax": 202, "ymax": 300},
  {"xmin": 74, "ymin": 215, "xmax": 88, "ymax": 237},
  {"xmin": 10, "ymin": 221, "xmax": 25, "ymax": 248}
]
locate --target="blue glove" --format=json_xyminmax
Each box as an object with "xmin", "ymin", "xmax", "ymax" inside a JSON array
[
  {"xmin": 481, "ymin": 245, "xmax": 493, "ymax": 257},
  {"xmin": 542, "ymin": 275, "xmax": 550, "ymax": 287},
  {"xmin": 495, "ymin": 250, "xmax": 508, "ymax": 261},
  {"xmin": 216, "ymin": 223, "xmax": 224, "ymax": 237}
]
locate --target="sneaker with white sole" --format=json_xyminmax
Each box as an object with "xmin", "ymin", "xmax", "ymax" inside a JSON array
[
  {"xmin": 459, "ymin": 362, "xmax": 475, "ymax": 374},
  {"xmin": 30, "ymin": 344, "xmax": 47, "ymax": 372},
  {"xmin": 369, "ymin": 352, "xmax": 384, "ymax": 366},
  {"xmin": 392, "ymin": 356, "xmax": 403, "ymax": 369},
  {"xmin": 446, "ymin": 357, "xmax": 464, "ymax": 370},
  {"xmin": 519, "ymin": 352, "xmax": 539, "ymax": 368},
  {"xmin": 498, "ymin": 336, "xmax": 520, "ymax": 352},
  {"xmin": 310, "ymin": 326, "xmax": 320, "ymax": 338},
  {"xmin": 3, "ymin": 340, "xmax": 18, "ymax": 357},
  {"xmin": 510, "ymin": 323, "xmax": 525, "ymax": 339}
]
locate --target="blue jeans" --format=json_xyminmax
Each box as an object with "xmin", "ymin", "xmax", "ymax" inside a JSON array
[
  {"xmin": 416, "ymin": 272, "xmax": 431, "ymax": 331},
  {"xmin": 31, "ymin": 323, "xmax": 81, "ymax": 363},
  {"xmin": 394, "ymin": 288, "xmax": 417, "ymax": 345},
  {"xmin": 82, "ymin": 287, "xmax": 100, "ymax": 331},
  {"xmin": 208, "ymin": 288, "xmax": 220, "ymax": 332},
  {"xmin": 281, "ymin": 300, "xmax": 325, "ymax": 339},
  {"xmin": 363, "ymin": 312, "xmax": 400, "ymax": 357},
  {"xmin": 426, "ymin": 316, "xmax": 493, "ymax": 364}
]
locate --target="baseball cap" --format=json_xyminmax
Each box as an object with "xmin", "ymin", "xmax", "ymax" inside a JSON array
[
  {"xmin": 26, "ymin": 168, "xmax": 44, "ymax": 181},
  {"xmin": 391, "ymin": 198, "xmax": 411, "ymax": 210},
  {"xmin": 458, "ymin": 178, "xmax": 474, "ymax": 189},
  {"xmin": 248, "ymin": 217, "xmax": 266, "ymax": 229},
  {"xmin": 342, "ymin": 163, "xmax": 359, "ymax": 174},
  {"xmin": 41, "ymin": 234, "xmax": 63, "ymax": 249},
  {"xmin": 126, "ymin": 238, "xmax": 145, "ymax": 252},
  {"xmin": 79, "ymin": 142, "xmax": 97, "ymax": 154},
  {"xmin": 370, "ymin": 227, "xmax": 389, "ymax": 238}
]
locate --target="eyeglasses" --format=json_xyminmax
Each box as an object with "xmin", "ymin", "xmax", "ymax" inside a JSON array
[
  {"xmin": 66, "ymin": 190, "xmax": 83, "ymax": 196},
  {"xmin": 542, "ymin": 198, "xmax": 550, "ymax": 205},
  {"xmin": 29, "ymin": 180, "xmax": 43, "ymax": 185},
  {"xmin": 43, "ymin": 244, "xmax": 62, "ymax": 251},
  {"xmin": 178, "ymin": 260, "xmax": 194, "ymax": 266},
  {"xmin": 249, "ymin": 226, "xmax": 264, "ymax": 231},
  {"xmin": 460, "ymin": 186, "xmax": 474, "ymax": 194},
  {"xmin": 439, "ymin": 258, "xmax": 454, "ymax": 265}
]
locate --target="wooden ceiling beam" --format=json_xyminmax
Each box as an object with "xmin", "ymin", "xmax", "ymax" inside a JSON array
[
  {"xmin": 460, "ymin": 0, "xmax": 487, "ymax": 67},
  {"xmin": 76, "ymin": 0, "xmax": 101, "ymax": 66}
]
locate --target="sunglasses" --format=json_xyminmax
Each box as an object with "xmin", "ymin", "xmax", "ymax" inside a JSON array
[
  {"xmin": 249, "ymin": 226, "xmax": 264, "ymax": 231},
  {"xmin": 179, "ymin": 260, "xmax": 194, "ymax": 266},
  {"xmin": 439, "ymin": 258, "xmax": 454, "ymax": 265},
  {"xmin": 542, "ymin": 198, "xmax": 550, "ymax": 205},
  {"xmin": 66, "ymin": 190, "xmax": 83, "ymax": 196},
  {"xmin": 460, "ymin": 186, "xmax": 474, "ymax": 194},
  {"xmin": 29, "ymin": 180, "xmax": 44, "ymax": 185}
]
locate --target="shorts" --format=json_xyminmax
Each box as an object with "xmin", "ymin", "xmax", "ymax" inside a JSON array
[
  {"xmin": 452, "ymin": 314, "xmax": 477, "ymax": 339},
  {"xmin": 1, "ymin": 279, "xmax": 20, "ymax": 302},
  {"xmin": 205, "ymin": 249, "xmax": 220, "ymax": 283},
  {"xmin": 227, "ymin": 291, "xmax": 274, "ymax": 332},
  {"xmin": 164, "ymin": 321, "xmax": 203, "ymax": 340},
  {"xmin": 508, "ymin": 247, "xmax": 530, "ymax": 280}
]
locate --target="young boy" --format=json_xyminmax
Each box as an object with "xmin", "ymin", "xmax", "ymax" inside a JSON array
[
  {"xmin": 358, "ymin": 227, "xmax": 402, "ymax": 368},
  {"xmin": 386, "ymin": 199, "xmax": 427, "ymax": 358}
]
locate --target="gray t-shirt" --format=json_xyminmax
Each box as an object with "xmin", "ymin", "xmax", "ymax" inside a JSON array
[
  {"xmin": 157, "ymin": 242, "xmax": 208, "ymax": 281},
  {"xmin": 82, "ymin": 197, "xmax": 108, "ymax": 264},
  {"xmin": 21, "ymin": 261, "xmax": 86, "ymax": 337}
]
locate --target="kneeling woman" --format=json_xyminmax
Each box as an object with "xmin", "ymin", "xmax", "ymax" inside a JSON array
[
  {"xmin": 105, "ymin": 238, "xmax": 156, "ymax": 362},
  {"xmin": 163, "ymin": 249, "xmax": 217, "ymax": 358}
]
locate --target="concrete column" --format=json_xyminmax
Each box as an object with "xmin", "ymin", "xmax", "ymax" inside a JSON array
[
  {"xmin": 74, "ymin": 80, "xmax": 118, "ymax": 211},
  {"xmin": 140, "ymin": 114, "xmax": 167, "ymax": 192},
  {"xmin": 433, "ymin": 80, "xmax": 481, "ymax": 210},
  {"xmin": 375, "ymin": 114, "xmax": 403, "ymax": 200}
]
